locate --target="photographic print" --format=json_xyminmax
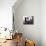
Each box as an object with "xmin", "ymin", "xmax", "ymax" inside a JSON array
[{"xmin": 23, "ymin": 16, "xmax": 34, "ymax": 24}]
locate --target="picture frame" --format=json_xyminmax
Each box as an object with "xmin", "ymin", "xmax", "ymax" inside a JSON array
[{"xmin": 23, "ymin": 16, "xmax": 34, "ymax": 24}]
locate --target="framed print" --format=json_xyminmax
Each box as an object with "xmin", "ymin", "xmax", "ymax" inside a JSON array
[{"xmin": 23, "ymin": 16, "xmax": 34, "ymax": 24}]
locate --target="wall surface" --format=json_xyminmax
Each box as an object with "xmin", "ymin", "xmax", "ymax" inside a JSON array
[
  {"xmin": 13, "ymin": 0, "xmax": 41, "ymax": 46},
  {"xmin": 0, "ymin": 0, "xmax": 16, "ymax": 30},
  {"xmin": 41, "ymin": 0, "xmax": 46, "ymax": 46}
]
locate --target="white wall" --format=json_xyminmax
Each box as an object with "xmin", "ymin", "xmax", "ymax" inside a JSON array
[
  {"xmin": 41, "ymin": 0, "xmax": 46, "ymax": 46},
  {"xmin": 13, "ymin": 0, "xmax": 41, "ymax": 46},
  {"xmin": 0, "ymin": 0, "xmax": 16, "ymax": 30}
]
